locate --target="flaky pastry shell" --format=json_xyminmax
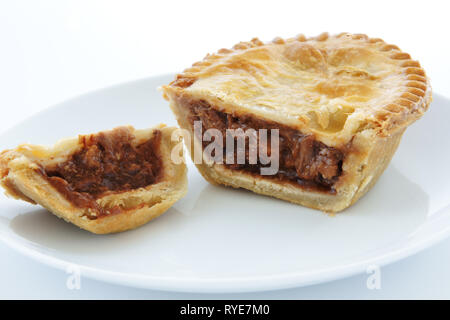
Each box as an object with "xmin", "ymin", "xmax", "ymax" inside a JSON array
[
  {"xmin": 162, "ymin": 32, "xmax": 431, "ymax": 212},
  {"xmin": 0, "ymin": 125, "xmax": 187, "ymax": 234}
]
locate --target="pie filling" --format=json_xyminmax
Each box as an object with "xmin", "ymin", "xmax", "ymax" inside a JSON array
[
  {"xmin": 39, "ymin": 128, "xmax": 163, "ymax": 218},
  {"xmin": 181, "ymin": 98, "xmax": 344, "ymax": 193}
]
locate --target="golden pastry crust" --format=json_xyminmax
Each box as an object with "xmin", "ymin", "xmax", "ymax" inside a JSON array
[
  {"xmin": 0, "ymin": 125, "xmax": 187, "ymax": 234},
  {"xmin": 164, "ymin": 32, "xmax": 431, "ymax": 146},
  {"xmin": 162, "ymin": 32, "xmax": 432, "ymax": 212}
]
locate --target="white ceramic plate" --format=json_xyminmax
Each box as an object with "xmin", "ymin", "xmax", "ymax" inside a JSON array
[{"xmin": 0, "ymin": 74, "xmax": 449, "ymax": 293}]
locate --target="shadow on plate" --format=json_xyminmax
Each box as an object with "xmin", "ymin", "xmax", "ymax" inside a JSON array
[
  {"xmin": 8, "ymin": 205, "xmax": 186, "ymax": 254},
  {"xmin": 187, "ymin": 164, "xmax": 430, "ymax": 260}
]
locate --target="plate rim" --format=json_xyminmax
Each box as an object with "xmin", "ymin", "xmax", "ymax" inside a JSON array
[{"xmin": 2, "ymin": 213, "xmax": 450, "ymax": 293}]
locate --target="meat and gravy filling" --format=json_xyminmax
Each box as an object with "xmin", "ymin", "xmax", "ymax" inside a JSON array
[
  {"xmin": 39, "ymin": 128, "xmax": 163, "ymax": 218},
  {"xmin": 181, "ymin": 98, "xmax": 344, "ymax": 193}
]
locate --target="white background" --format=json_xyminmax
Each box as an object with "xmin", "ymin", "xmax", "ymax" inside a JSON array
[{"xmin": 0, "ymin": 0, "xmax": 450, "ymax": 299}]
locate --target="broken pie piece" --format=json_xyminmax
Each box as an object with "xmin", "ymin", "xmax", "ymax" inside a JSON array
[
  {"xmin": 162, "ymin": 32, "xmax": 431, "ymax": 212},
  {"xmin": 0, "ymin": 125, "xmax": 187, "ymax": 234}
]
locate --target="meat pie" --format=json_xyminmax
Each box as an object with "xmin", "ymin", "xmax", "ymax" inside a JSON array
[
  {"xmin": 0, "ymin": 125, "xmax": 187, "ymax": 233},
  {"xmin": 162, "ymin": 33, "xmax": 431, "ymax": 212}
]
